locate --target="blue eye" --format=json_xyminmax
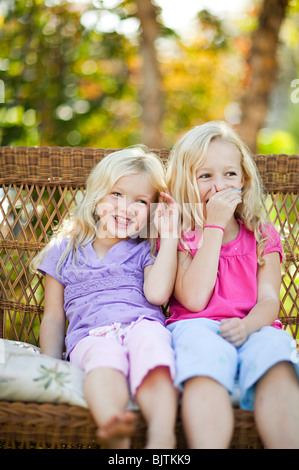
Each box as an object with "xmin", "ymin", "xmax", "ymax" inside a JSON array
[{"xmin": 198, "ymin": 174, "xmax": 210, "ymax": 179}]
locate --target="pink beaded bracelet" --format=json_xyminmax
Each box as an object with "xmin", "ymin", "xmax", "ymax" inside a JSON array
[{"xmin": 203, "ymin": 224, "xmax": 225, "ymax": 233}]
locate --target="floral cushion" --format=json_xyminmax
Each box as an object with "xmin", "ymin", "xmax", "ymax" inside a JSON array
[
  {"xmin": 0, "ymin": 339, "xmax": 138, "ymax": 409},
  {"xmin": 0, "ymin": 339, "xmax": 87, "ymax": 407}
]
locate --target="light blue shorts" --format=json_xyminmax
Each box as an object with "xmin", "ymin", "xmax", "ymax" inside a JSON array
[{"xmin": 167, "ymin": 318, "xmax": 299, "ymax": 411}]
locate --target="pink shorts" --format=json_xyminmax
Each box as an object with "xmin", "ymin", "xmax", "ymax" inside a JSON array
[{"xmin": 69, "ymin": 318, "xmax": 176, "ymax": 396}]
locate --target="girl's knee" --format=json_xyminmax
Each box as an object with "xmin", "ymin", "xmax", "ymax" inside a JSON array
[
  {"xmin": 183, "ymin": 376, "xmax": 231, "ymax": 403},
  {"xmin": 141, "ymin": 365, "xmax": 173, "ymax": 386},
  {"xmin": 260, "ymin": 361, "xmax": 298, "ymax": 384},
  {"xmin": 256, "ymin": 361, "xmax": 299, "ymax": 405}
]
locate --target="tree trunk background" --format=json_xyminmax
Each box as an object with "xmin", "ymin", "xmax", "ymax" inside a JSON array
[
  {"xmin": 135, "ymin": 0, "xmax": 164, "ymax": 148},
  {"xmin": 237, "ymin": 0, "xmax": 289, "ymax": 153}
]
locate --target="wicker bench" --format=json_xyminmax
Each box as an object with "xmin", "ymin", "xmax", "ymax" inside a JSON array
[{"xmin": 0, "ymin": 146, "xmax": 298, "ymax": 449}]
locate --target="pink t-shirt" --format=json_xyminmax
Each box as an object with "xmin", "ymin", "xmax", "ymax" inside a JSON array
[{"xmin": 165, "ymin": 220, "xmax": 283, "ymax": 328}]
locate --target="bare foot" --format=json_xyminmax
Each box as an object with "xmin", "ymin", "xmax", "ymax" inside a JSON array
[{"xmin": 97, "ymin": 411, "xmax": 136, "ymax": 449}]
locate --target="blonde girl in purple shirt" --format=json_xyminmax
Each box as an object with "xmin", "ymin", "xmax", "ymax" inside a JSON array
[
  {"xmin": 166, "ymin": 121, "xmax": 299, "ymax": 448},
  {"xmin": 31, "ymin": 146, "xmax": 179, "ymax": 449}
]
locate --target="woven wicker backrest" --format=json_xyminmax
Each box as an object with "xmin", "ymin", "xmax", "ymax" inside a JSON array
[{"xmin": 0, "ymin": 147, "xmax": 298, "ymax": 345}]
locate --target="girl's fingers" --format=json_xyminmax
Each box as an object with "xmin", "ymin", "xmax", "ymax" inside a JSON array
[
  {"xmin": 219, "ymin": 318, "xmax": 248, "ymax": 346},
  {"xmin": 160, "ymin": 191, "xmax": 178, "ymax": 203},
  {"xmin": 158, "ymin": 192, "xmax": 180, "ymax": 216},
  {"xmin": 208, "ymin": 189, "xmax": 242, "ymax": 211},
  {"xmin": 210, "ymin": 187, "xmax": 241, "ymax": 200}
]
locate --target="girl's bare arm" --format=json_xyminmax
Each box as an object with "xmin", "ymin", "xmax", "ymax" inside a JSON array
[
  {"xmin": 40, "ymin": 274, "xmax": 66, "ymax": 359},
  {"xmin": 143, "ymin": 192, "xmax": 179, "ymax": 305}
]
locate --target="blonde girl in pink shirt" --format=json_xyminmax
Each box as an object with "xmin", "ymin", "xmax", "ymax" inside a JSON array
[{"xmin": 166, "ymin": 121, "xmax": 299, "ymax": 448}]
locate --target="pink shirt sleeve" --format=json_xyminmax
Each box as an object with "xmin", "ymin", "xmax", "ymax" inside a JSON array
[
  {"xmin": 261, "ymin": 224, "xmax": 283, "ymax": 262},
  {"xmin": 178, "ymin": 230, "xmax": 202, "ymax": 256}
]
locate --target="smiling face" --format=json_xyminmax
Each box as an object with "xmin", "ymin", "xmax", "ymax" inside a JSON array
[
  {"xmin": 95, "ymin": 172, "xmax": 157, "ymax": 240},
  {"xmin": 196, "ymin": 138, "xmax": 244, "ymax": 214}
]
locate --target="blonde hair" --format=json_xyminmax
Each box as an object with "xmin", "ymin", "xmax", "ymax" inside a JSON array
[
  {"xmin": 31, "ymin": 146, "xmax": 167, "ymax": 274},
  {"xmin": 166, "ymin": 121, "xmax": 272, "ymax": 264}
]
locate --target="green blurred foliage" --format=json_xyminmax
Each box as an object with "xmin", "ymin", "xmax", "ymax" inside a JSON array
[
  {"xmin": 0, "ymin": 0, "xmax": 140, "ymax": 147},
  {"xmin": 257, "ymin": 129, "xmax": 297, "ymax": 154},
  {"xmin": 0, "ymin": 0, "xmax": 245, "ymax": 149},
  {"xmin": 0, "ymin": 0, "xmax": 298, "ymax": 152}
]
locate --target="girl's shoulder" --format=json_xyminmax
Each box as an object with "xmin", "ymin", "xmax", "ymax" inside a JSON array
[
  {"xmin": 127, "ymin": 238, "xmax": 154, "ymax": 264},
  {"xmin": 123, "ymin": 237, "xmax": 151, "ymax": 256},
  {"xmin": 37, "ymin": 237, "xmax": 70, "ymax": 282},
  {"xmin": 259, "ymin": 222, "xmax": 283, "ymax": 261},
  {"xmin": 239, "ymin": 220, "xmax": 283, "ymax": 261},
  {"xmin": 237, "ymin": 219, "xmax": 283, "ymax": 259},
  {"xmin": 45, "ymin": 236, "xmax": 70, "ymax": 257},
  {"xmin": 260, "ymin": 221, "xmax": 280, "ymax": 239},
  {"xmin": 38, "ymin": 236, "xmax": 74, "ymax": 270}
]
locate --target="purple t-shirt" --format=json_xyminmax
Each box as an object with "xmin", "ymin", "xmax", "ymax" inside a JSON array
[
  {"xmin": 166, "ymin": 220, "xmax": 283, "ymax": 328},
  {"xmin": 38, "ymin": 237, "xmax": 165, "ymax": 358}
]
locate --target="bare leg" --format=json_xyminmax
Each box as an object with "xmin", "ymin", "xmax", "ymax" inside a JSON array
[
  {"xmin": 84, "ymin": 367, "xmax": 136, "ymax": 449},
  {"xmin": 136, "ymin": 366, "xmax": 178, "ymax": 449},
  {"xmin": 255, "ymin": 361, "xmax": 299, "ymax": 449},
  {"xmin": 181, "ymin": 376, "xmax": 234, "ymax": 449}
]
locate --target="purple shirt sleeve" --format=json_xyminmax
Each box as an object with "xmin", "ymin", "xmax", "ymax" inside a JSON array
[
  {"xmin": 38, "ymin": 239, "xmax": 68, "ymax": 285},
  {"xmin": 140, "ymin": 241, "xmax": 155, "ymax": 268}
]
